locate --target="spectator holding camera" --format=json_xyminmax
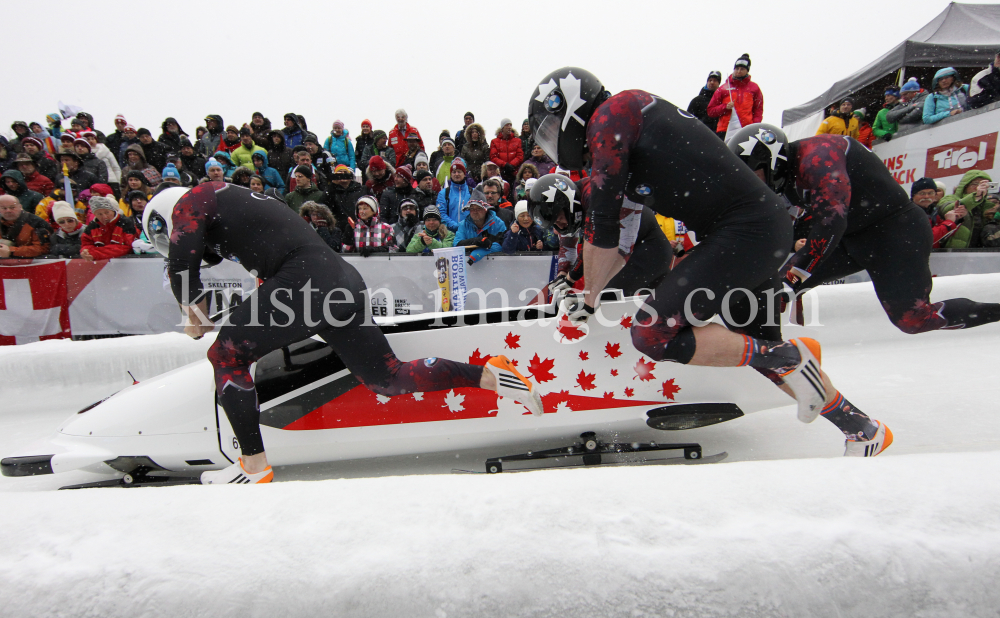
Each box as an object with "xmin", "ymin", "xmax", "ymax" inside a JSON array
[
  {"xmin": 910, "ymin": 177, "xmax": 958, "ymax": 248},
  {"xmin": 937, "ymin": 171, "xmax": 992, "ymax": 248},
  {"xmin": 300, "ymin": 200, "xmax": 342, "ymax": 252},
  {"xmin": 502, "ymin": 201, "xmax": 547, "ymax": 253}
]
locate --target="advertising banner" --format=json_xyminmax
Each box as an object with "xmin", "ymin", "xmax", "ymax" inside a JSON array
[{"xmin": 431, "ymin": 247, "xmax": 468, "ymax": 312}]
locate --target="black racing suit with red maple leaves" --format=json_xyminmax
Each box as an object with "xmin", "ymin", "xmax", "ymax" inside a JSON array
[
  {"xmin": 584, "ymin": 90, "xmax": 792, "ymax": 364},
  {"xmin": 783, "ymin": 135, "xmax": 1000, "ymax": 333},
  {"xmin": 168, "ymin": 182, "xmax": 483, "ymax": 456}
]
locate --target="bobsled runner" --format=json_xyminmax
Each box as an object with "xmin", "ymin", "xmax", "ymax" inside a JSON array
[{"xmin": 2, "ymin": 292, "xmax": 789, "ymax": 485}]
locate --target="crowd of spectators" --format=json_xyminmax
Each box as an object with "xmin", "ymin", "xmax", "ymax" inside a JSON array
[{"xmin": 0, "ymin": 105, "xmax": 562, "ymax": 265}]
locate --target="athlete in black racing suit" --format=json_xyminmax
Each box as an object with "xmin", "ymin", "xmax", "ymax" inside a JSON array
[
  {"xmin": 143, "ymin": 182, "xmax": 542, "ymax": 484},
  {"xmin": 737, "ymin": 130, "xmax": 1000, "ymax": 333},
  {"xmin": 529, "ymin": 67, "xmax": 891, "ymax": 454}
]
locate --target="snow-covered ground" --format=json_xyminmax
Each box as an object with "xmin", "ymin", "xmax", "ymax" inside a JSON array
[{"xmin": 2, "ymin": 275, "xmax": 1000, "ymax": 617}]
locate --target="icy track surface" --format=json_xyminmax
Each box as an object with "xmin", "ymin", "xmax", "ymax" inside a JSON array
[{"xmin": 2, "ymin": 275, "xmax": 1000, "ymax": 617}]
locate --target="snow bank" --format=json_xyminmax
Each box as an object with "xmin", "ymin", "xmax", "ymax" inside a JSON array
[{"xmin": 1, "ymin": 452, "xmax": 998, "ymax": 617}]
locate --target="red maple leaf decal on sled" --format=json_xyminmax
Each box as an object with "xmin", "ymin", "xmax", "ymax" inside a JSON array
[
  {"xmin": 557, "ymin": 316, "xmax": 587, "ymax": 341},
  {"xmin": 605, "ymin": 342, "xmax": 622, "ymax": 358},
  {"xmin": 468, "ymin": 349, "xmax": 493, "ymax": 366},
  {"xmin": 527, "ymin": 354, "xmax": 556, "ymax": 383},
  {"xmin": 619, "ymin": 315, "xmax": 633, "ymax": 329},
  {"xmin": 610, "ymin": 368, "xmax": 618, "ymax": 376},
  {"xmin": 504, "ymin": 332, "xmax": 521, "ymax": 349},
  {"xmin": 633, "ymin": 358, "xmax": 656, "ymax": 382},
  {"xmin": 579, "ymin": 351, "xmax": 589, "ymax": 361},
  {"xmin": 660, "ymin": 378, "xmax": 680, "ymax": 400},
  {"xmin": 624, "ymin": 387, "xmax": 635, "ymax": 398},
  {"xmin": 576, "ymin": 370, "xmax": 597, "ymax": 391}
]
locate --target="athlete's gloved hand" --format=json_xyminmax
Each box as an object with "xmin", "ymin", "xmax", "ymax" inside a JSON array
[
  {"xmin": 546, "ymin": 274, "xmax": 571, "ymax": 304},
  {"xmin": 559, "ymin": 293, "xmax": 596, "ymax": 326}
]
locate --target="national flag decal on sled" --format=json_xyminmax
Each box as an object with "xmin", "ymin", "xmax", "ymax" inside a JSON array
[{"xmin": 0, "ymin": 261, "xmax": 72, "ymax": 345}]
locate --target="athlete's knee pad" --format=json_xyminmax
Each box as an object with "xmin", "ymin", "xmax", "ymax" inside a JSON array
[{"xmin": 630, "ymin": 313, "xmax": 696, "ymax": 364}]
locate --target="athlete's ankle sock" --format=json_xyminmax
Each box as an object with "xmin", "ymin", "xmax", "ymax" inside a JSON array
[
  {"xmin": 940, "ymin": 298, "xmax": 1000, "ymax": 329},
  {"xmin": 736, "ymin": 335, "xmax": 801, "ymax": 374},
  {"xmin": 820, "ymin": 391, "xmax": 880, "ymax": 441}
]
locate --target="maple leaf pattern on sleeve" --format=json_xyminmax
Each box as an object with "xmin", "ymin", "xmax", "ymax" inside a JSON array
[{"xmin": 786, "ymin": 136, "xmax": 852, "ymax": 278}]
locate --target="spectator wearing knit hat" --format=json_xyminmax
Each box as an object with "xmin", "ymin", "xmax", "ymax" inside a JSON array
[
  {"xmin": 435, "ymin": 158, "xmax": 472, "ymax": 230},
  {"xmin": 49, "ymin": 200, "xmax": 85, "ymax": 257},
  {"xmin": 161, "ymin": 163, "xmax": 183, "ymax": 186},
  {"xmin": 57, "ymin": 150, "xmax": 99, "ymax": 195},
  {"xmin": 283, "ymin": 164, "xmax": 325, "ymax": 213},
  {"xmin": 453, "ymin": 189, "xmax": 505, "ymax": 264},
  {"xmin": 502, "ymin": 200, "xmax": 547, "ymax": 253},
  {"xmin": 816, "ymin": 97, "xmax": 860, "ymax": 138},
  {"xmin": 79, "ymin": 195, "xmax": 136, "ymax": 261},
  {"xmin": 413, "ymin": 170, "xmax": 438, "ymax": 213},
  {"xmin": 353, "ymin": 194, "xmax": 397, "ymax": 256},
  {"xmin": 489, "ymin": 118, "xmax": 523, "ymax": 185},
  {"xmin": 231, "ymin": 127, "xmax": 267, "ymax": 170},
  {"xmin": 392, "ymin": 199, "xmax": 422, "ymax": 248},
  {"xmin": 355, "ymin": 120, "xmax": 375, "ymax": 172},
  {"xmin": 433, "ymin": 138, "xmax": 458, "ymax": 187},
  {"xmin": 365, "ymin": 155, "xmax": 395, "ymax": 200},
  {"xmin": 429, "ymin": 130, "xmax": 452, "ymax": 173},
  {"xmin": 688, "ymin": 70, "xmax": 723, "ymax": 132},
  {"xmin": 136, "ymin": 128, "xmax": 168, "ymax": 172},
  {"xmin": 105, "ymin": 115, "xmax": 128, "ymax": 162},
  {"xmin": 19, "ymin": 137, "xmax": 59, "ymax": 183},
  {"xmin": 73, "ymin": 138, "xmax": 109, "ymax": 183},
  {"xmin": 379, "ymin": 166, "xmax": 415, "ymax": 225},
  {"xmin": 455, "ymin": 112, "xmax": 475, "ymax": 153},
  {"xmin": 203, "ymin": 159, "xmax": 226, "ymax": 183},
  {"xmin": 872, "ymin": 88, "xmax": 901, "ymax": 141},
  {"xmin": 911, "ymin": 177, "xmax": 958, "ymax": 248},
  {"xmin": 707, "ymin": 53, "xmax": 764, "ymax": 140},
  {"xmin": 886, "ymin": 78, "xmax": 929, "ymax": 126},
  {"xmin": 324, "ymin": 120, "xmax": 356, "ymax": 171},
  {"xmin": 406, "ymin": 204, "xmax": 454, "ymax": 253}
]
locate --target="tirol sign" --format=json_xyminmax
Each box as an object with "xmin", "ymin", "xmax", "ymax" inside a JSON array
[{"xmin": 924, "ymin": 132, "xmax": 997, "ymax": 179}]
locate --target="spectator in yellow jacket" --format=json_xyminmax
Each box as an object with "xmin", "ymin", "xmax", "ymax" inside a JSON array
[{"xmin": 816, "ymin": 97, "xmax": 860, "ymax": 139}]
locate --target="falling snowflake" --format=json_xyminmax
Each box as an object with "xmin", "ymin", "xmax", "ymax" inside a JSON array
[
  {"xmin": 375, "ymin": 394, "xmax": 391, "ymax": 405},
  {"xmin": 610, "ymin": 368, "xmax": 618, "ymax": 376},
  {"xmin": 579, "ymin": 351, "xmax": 589, "ymax": 361},
  {"xmin": 660, "ymin": 378, "xmax": 681, "ymax": 400},
  {"xmin": 576, "ymin": 370, "xmax": 596, "ymax": 391},
  {"xmin": 528, "ymin": 354, "xmax": 556, "ymax": 382},
  {"xmin": 624, "ymin": 387, "xmax": 635, "ymax": 398},
  {"xmin": 443, "ymin": 390, "xmax": 465, "ymax": 412},
  {"xmin": 605, "ymin": 342, "xmax": 622, "ymax": 358},
  {"xmin": 413, "ymin": 392, "xmax": 424, "ymax": 401},
  {"xmin": 633, "ymin": 358, "xmax": 656, "ymax": 382},
  {"xmin": 504, "ymin": 332, "xmax": 521, "ymax": 349}
]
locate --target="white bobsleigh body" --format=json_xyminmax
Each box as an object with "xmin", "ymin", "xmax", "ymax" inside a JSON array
[{"xmin": 2, "ymin": 296, "xmax": 789, "ymax": 479}]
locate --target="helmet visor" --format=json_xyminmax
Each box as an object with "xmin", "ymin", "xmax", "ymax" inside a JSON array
[
  {"xmin": 533, "ymin": 114, "xmax": 562, "ymax": 166},
  {"xmin": 146, "ymin": 211, "xmax": 170, "ymax": 257}
]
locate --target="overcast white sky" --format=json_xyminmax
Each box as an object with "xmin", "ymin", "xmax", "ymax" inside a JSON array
[{"xmin": 0, "ymin": 0, "xmax": 983, "ymax": 145}]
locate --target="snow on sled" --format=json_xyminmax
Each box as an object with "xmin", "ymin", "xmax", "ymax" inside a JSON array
[{"xmin": 1, "ymin": 293, "xmax": 788, "ymax": 485}]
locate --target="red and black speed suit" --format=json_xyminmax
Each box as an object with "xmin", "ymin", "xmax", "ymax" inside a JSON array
[
  {"xmin": 168, "ymin": 182, "xmax": 483, "ymax": 456},
  {"xmin": 584, "ymin": 90, "xmax": 791, "ymax": 363},
  {"xmin": 783, "ymin": 135, "xmax": 1000, "ymax": 333}
]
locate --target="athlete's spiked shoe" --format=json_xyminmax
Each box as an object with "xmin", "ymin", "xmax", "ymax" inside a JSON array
[
  {"xmin": 779, "ymin": 338, "xmax": 828, "ymax": 423},
  {"xmin": 201, "ymin": 457, "xmax": 274, "ymax": 485},
  {"xmin": 845, "ymin": 421, "xmax": 893, "ymax": 457},
  {"xmin": 486, "ymin": 355, "xmax": 544, "ymax": 416}
]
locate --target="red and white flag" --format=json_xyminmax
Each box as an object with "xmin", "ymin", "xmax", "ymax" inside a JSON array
[{"xmin": 0, "ymin": 262, "xmax": 72, "ymax": 345}]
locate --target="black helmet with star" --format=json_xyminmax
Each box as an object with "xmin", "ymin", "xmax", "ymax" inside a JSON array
[
  {"xmin": 728, "ymin": 123, "xmax": 791, "ymax": 193},
  {"xmin": 529, "ymin": 173, "xmax": 582, "ymax": 232},
  {"xmin": 528, "ymin": 67, "xmax": 608, "ymax": 171}
]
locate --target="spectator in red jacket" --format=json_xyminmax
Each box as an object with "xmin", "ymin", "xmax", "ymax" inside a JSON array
[
  {"xmin": 911, "ymin": 177, "xmax": 958, "ymax": 248},
  {"xmin": 854, "ymin": 110, "xmax": 874, "ymax": 148},
  {"xmin": 388, "ymin": 109, "xmax": 424, "ymax": 165},
  {"xmin": 79, "ymin": 196, "xmax": 136, "ymax": 261},
  {"xmin": 707, "ymin": 53, "xmax": 764, "ymax": 140},
  {"xmin": 489, "ymin": 118, "xmax": 523, "ymax": 185}
]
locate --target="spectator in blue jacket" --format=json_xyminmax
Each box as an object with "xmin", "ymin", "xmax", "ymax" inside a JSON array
[
  {"xmin": 212, "ymin": 151, "xmax": 237, "ymax": 179},
  {"xmin": 323, "ymin": 120, "xmax": 356, "ymax": 171},
  {"xmin": 435, "ymin": 158, "xmax": 471, "ymax": 230},
  {"xmin": 923, "ymin": 67, "xmax": 970, "ymax": 124},
  {"xmin": 251, "ymin": 151, "xmax": 286, "ymax": 193},
  {"xmin": 502, "ymin": 201, "xmax": 547, "ymax": 253},
  {"xmin": 454, "ymin": 189, "xmax": 505, "ymax": 264}
]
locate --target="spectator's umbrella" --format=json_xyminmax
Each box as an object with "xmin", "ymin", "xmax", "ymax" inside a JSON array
[{"xmin": 782, "ymin": 3, "xmax": 1000, "ymax": 132}]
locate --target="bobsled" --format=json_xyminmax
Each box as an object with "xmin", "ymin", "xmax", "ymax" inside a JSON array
[{"xmin": 1, "ymin": 292, "xmax": 789, "ymax": 483}]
